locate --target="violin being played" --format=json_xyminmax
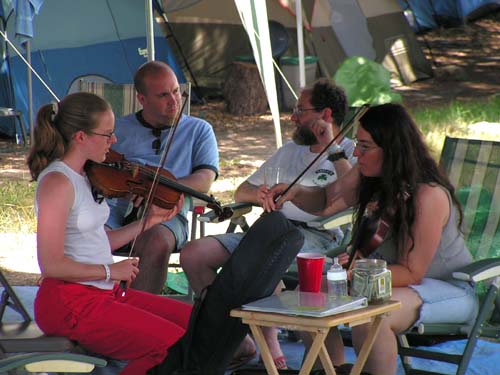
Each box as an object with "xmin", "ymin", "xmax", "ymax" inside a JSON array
[
  {"xmin": 104, "ymin": 61, "xmax": 222, "ymax": 294},
  {"xmin": 85, "ymin": 149, "xmax": 233, "ymax": 221},
  {"xmin": 28, "ymin": 91, "xmax": 194, "ymax": 375}
]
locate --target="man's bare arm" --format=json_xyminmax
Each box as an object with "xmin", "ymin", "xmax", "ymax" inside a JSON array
[
  {"xmin": 273, "ymin": 166, "xmax": 361, "ymax": 216},
  {"xmin": 177, "ymin": 168, "xmax": 217, "ymax": 193},
  {"xmin": 234, "ymin": 181, "xmax": 261, "ymax": 204},
  {"xmin": 321, "ymin": 166, "xmax": 360, "ymax": 216}
]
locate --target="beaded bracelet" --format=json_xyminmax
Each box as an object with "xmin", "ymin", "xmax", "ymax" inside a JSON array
[{"xmin": 103, "ymin": 264, "xmax": 111, "ymax": 282}]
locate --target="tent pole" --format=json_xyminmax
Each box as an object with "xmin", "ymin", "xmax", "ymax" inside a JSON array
[
  {"xmin": 295, "ymin": 0, "xmax": 305, "ymax": 88},
  {"xmin": 0, "ymin": 29, "xmax": 58, "ymax": 101},
  {"xmin": 158, "ymin": 11, "xmax": 204, "ymax": 102},
  {"xmin": 234, "ymin": 0, "xmax": 282, "ymax": 149},
  {"xmin": 26, "ymin": 40, "xmax": 33, "ymax": 143},
  {"xmin": 146, "ymin": 0, "xmax": 155, "ymax": 61}
]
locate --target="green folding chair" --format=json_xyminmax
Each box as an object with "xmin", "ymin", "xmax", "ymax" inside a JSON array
[
  {"xmin": 0, "ymin": 270, "xmax": 107, "ymax": 374},
  {"xmin": 398, "ymin": 136, "xmax": 500, "ymax": 375},
  {"xmin": 440, "ymin": 136, "xmax": 500, "ymax": 260}
]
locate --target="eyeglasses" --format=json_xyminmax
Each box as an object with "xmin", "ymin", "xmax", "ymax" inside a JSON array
[
  {"xmin": 151, "ymin": 128, "xmax": 162, "ymax": 155},
  {"xmin": 353, "ymin": 138, "xmax": 380, "ymax": 155},
  {"xmin": 87, "ymin": 129, "xmax": 115, "ymax": 141},
  {"xmin": 88, "ymin": 130, "xmax": 115, "ymax": 139},
  {"xmin": 292, "ymin": 107, "xmax": 319, "ymax": 116}
]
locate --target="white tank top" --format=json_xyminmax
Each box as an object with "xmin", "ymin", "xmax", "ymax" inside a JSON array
[{"xmin": 37, "ymin": 161, "xmax": 114, "ymax": 290}]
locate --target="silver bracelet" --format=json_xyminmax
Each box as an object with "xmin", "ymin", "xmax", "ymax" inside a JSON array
[{"xmin": 103, "ymin": 264, "xmax": 111, "ymax": 282}]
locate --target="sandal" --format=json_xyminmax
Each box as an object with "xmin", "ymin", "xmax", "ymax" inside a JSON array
[{"xmin": 258, "ymin": 355, "xmax": 288, "ymax": 370}]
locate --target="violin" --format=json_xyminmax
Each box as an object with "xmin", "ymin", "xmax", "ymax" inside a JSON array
[
  {"xmin": 84, "ymin": 149, "xmax": 233, "ymax": 221},
  {"xmin": 346, "ymin": 200, "xmax": 391, "ymax": 270}
]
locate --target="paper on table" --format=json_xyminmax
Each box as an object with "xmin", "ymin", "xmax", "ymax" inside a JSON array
[{"xmin": 242, "ymin": 291, "xmax": 368, "ymax": 317}]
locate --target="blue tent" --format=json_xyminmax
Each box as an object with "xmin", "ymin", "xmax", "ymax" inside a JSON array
[
  {"xmin": 0, "ymin": 0, "xmax": 186, "ymax": 138},
  {"xmin": 399, "ymin": 0, "xmax": 500, "ymax": 32}
]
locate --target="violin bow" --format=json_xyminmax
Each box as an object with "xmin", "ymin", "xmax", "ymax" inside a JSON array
[
  {"xmin": 130, "ymin": 90, "xmax": 189, "ymax": 244},
  {"xmin": 277, "ymin": 104, "xmax": 370, "ymax": 201},
  {"xmin": 120, "ymin": 90, "xmax": 190, "ymax": 292}
]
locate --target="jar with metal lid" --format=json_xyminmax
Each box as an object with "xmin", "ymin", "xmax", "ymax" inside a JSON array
[{"xmin": 351, "ymin": 259, "xmax": 392, "ymax": 304}]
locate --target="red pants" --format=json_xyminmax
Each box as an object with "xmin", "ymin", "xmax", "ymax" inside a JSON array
[{"xmin": 35, "ymin": 278, "xmax": 192, "ymax": 375}]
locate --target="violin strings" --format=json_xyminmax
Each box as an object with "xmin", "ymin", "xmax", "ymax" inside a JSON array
[{"xmin": 134, "ymin": 164, "xmax": 217, "ymax": 205}]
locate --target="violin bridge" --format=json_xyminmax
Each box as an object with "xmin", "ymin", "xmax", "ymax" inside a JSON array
[{"xmin": 132, "ymin": 165, "xmax": 139, "ymax": 178}]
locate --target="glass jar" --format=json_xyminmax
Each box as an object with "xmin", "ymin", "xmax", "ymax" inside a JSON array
[{"xmin": 351, "ymin": 259, "xmax": 392, "ymax": 304}]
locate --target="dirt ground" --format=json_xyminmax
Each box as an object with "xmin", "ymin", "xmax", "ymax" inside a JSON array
[{"xmin": 1, "ymin": 11, "xmax": 500, "ymax": 285}]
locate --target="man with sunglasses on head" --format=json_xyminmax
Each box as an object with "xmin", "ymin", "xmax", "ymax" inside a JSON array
[
  {"xmin": 180, "ymin": 78, "xmax": 355, "ymax": 369},
  {"xmin": 106, "ymin": 61, "xmax": 218, "ymax": 295}
]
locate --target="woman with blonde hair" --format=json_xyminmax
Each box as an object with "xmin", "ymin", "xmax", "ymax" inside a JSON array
[{"xmin": 27, "ymin": 92, "xmax": 191, "ymax": 375}]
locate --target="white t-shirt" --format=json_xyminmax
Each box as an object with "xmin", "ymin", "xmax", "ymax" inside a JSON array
[
  {"xmin": 247, "ymin": 138, "xmax": 356, "ymax": 238},
  {"xmin": 36, "ymin": 161, "xmax": 114, "ymax": 290}
]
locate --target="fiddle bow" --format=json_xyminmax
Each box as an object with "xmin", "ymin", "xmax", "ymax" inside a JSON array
[
  {"xmin": 275, "ymin": 104, "xmax": 370, "ymax": 202},
  {"xmin": 94, "ymin": 90, "xmax": 231, "ymax": 293}
]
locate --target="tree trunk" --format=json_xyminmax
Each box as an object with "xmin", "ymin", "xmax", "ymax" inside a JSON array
[{"xmin": 224, "ymin": 61, "xmax": 268, "ymax": 115}]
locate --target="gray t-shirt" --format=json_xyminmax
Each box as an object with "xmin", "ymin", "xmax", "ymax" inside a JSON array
[{"xmin": 370, "ymin": 185, "xmax": 472, "ymax": 280}]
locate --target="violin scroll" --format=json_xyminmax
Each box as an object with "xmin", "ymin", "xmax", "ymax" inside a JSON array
[{"xmin": 210, "ymin": 204, "xmax": 234, "ymax": 222}]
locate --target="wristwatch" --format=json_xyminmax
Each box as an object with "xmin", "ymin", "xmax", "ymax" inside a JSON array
[
  {"xmin": 327, "ymin": 143, "xmax": 343, "ymax": 155},
  {"xmin": 327, "ymin": 143, "xmax": 347, "ymax": 162},
  {"xmin": 327, "ymin": 150, "xmax": 347, "ymax": 162}
]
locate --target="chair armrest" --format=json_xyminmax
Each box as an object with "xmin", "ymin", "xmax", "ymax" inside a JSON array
[
  {"xmin": 307, "ymin": 208, "xmax": 354, "ymax": 231},
  {"xmin": 198, "ymin": 202, "xmax": 256, "ymax": 223},
  {"xmin": 190, "ymin": 197, "xmax": 208, "ymax": 208},
  {"xmin": 452, "ymin": 258, "xmax": 500, "ymax": 282}
]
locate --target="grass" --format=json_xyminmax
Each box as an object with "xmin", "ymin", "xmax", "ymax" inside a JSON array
[
  {"xmin": 409, "ymin": 95, "xmax": 500, "ymax": 158},
  {"xmin": 1, "ymin": 96, "xmax": 499, "ymax": 234},
  {"xmin": 0, "ymin": 180, "xmax": 37, "ymax": 233}
]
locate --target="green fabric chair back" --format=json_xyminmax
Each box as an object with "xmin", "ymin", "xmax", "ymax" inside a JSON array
[{"xmin": 439, "ymin": 136, "xmax": 500, "ymax": 260}]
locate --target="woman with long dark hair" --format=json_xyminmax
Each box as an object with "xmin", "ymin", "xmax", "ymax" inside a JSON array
[{"xmin": 266, "ymin": 103, "xmax": 477, "ymax": 375}]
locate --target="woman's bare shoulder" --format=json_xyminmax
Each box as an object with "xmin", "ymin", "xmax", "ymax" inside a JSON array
[
  {"xmin": 415, "ymin": 183, "xmax": 450, "ymax": 221},
  {"xmin": 37, "ymin": 171, "xmax": 73, "ymax": 201}
]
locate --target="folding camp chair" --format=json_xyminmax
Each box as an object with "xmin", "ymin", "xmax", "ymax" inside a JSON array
[
  {"xmin": 198, "ymin": 201, "xmax": 354, "ymax": 290},
  {"xmin": 196, "ymin": 104, "xmax": 363, "ymax": 247},
  {"xmin": 196, "ymin": 107, "xmax": 363, "ymax": 289},
  {"xmin": 0, "ymin": 270, "xmax": 107, "ymax": 374},
  {"xmin": 78, "ymin": 80, "xmax": 205, "ymax": 298},
  {"xmin": 398, "ymin": 136, "xmax": 500, "ymax": 375}
]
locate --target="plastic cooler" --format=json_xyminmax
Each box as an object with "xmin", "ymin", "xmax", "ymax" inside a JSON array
[{"xmin": 280, "ymin": 55, "xmax": 319, "ymax": 110}]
